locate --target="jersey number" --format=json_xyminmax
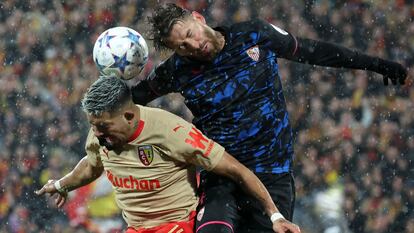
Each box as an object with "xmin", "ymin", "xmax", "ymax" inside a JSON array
[{"xmin": 185, "ymin": 127, "xmax": 209, "ymax": 150}]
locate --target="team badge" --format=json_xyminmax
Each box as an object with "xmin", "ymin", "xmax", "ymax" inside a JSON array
[
  {"xmin": 246, "ymin": 45, "xmax": 260, "ymax": 61},
  {"xmin": 137, "ymin": 145, "xmax": 153, "ymax": 166}
]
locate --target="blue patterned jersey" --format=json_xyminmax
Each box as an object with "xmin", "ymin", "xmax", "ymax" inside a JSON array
[{"xmin": 133, "ymin": 19, "xmax": 299, "ymax": 173}]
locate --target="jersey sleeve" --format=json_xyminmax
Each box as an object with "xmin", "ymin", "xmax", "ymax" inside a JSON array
[
  {"xmin": 156, "ymin": 111, "xmax": 225, "ymax": 171},
  {"xmin": 84, "ymin": 129, "xmax": 103, "ymax": 167},
  {"xmin": 253, "ymin": 19, "xmax": 384, "ymax": 71},
  {"xmin": 253, "ymin": 19, "xmax": 298, "ymax": 58},
  {"xmin": 131, "ymin": 59, "xmax": 177, "ymax": 105}
]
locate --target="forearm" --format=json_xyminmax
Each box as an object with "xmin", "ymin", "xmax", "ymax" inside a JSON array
[
  {"xmin": 58, "ymin": 156, "xmax": 103, "ymax": 192},
  {"xmin": 230, "ymin": 166, "xmax": 278, "ymax": 216},
  {"xmin": 212, "ymin": 153, "xmax": 279, "ymax": 217}
]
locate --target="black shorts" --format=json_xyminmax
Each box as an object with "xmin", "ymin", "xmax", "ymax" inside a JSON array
[{"xmin": 195, "ymin": 171, "xmax": 295, "ymax": 233}]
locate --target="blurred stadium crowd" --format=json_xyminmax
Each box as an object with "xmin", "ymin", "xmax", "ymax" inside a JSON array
[{"xmin": 0, "ymin": 0, "xmax": 413, "ymax": 232}]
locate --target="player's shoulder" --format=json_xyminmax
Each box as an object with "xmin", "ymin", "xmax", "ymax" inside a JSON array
[
  {"xmin": 153, "ymin": 53, "xmax": 181, "ymax": 75},
  {"xmin": 139, "ymin": 105, "xmax": 183, "ymax": 121},
  {"xmin": 138, "ymin": 105, "xmax": 190, "ymax": 131},
  {"xmin": 138, "ymin": 104, "xmax": 165, "ymax": 114},
  {"xmin": 85, "ymin": 128, "xmax": 97, "ymax": 145},
  {"xmin": 85, "ymin": 128, "xmax": 101, "ymax": 152},
  {"xmin": 229, "ymin": 18, "xmax": 270, "ymax": 33}
]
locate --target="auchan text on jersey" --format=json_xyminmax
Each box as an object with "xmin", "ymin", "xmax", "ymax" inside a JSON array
[{"xmin": 106, "ymin": 170, "xmax": 161, "ymax": 191}]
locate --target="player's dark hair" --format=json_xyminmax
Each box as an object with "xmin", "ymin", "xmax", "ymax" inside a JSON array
[
  {"xmin": 147, "ymin": 3, "xmax": 191, "ymax": 51},
  {"xmin": 82, "ymin": 77, "xmax": 131, "ymax": 116}
]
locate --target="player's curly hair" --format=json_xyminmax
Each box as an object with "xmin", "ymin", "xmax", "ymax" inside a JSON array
[
  {"xmin": 82, "ymin": 77, "xmax": 131, "ymax": 116},
  {"xmin": 147, "ymin": 3, "xmax": 191, "ymax": 51}
]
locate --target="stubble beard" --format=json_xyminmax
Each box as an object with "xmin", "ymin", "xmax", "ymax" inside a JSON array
[{"xmin": 205, "ymin": 29, "xmax": 225, "ymax": 60}]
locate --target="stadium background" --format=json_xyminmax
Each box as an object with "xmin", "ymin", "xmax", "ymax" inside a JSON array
[{"xmin": 0, "ymin": 0, "xmax": 413, "ymax": 232}]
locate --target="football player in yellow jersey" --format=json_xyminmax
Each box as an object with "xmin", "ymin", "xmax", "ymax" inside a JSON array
[{"xmin": 36, "ymin": 77, "xmax": 300, "ymax": 233}]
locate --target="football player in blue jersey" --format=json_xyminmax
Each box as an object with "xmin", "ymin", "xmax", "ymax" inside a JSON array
[{"xmin": 132, "ymin": 3, "xmax": 407, "ymax": 233}]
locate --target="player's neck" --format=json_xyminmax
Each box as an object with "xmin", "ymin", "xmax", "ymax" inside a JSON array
[
  {"xmin": 216, "ymin": 31, "xmax": 225, "ymax": 51},
  {"xmin": 128, "ymin": 107, "xmax": 141, "ymax": 140}
]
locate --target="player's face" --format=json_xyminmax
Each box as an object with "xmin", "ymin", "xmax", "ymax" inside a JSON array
[
  {"xmin": 166, "ymin": 12, "xmax": 225, "ymax": 61},
  {"xmin": 87, "ymin": 112, "xmax": 131, "ymax": 150}
]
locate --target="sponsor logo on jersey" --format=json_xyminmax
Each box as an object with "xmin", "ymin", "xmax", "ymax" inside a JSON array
[
  {"xmin": 106, "ymin": 170, "xmax": 160, "ymax": 191},
  {"xmin": 246, "ymin": 45, "xmax": 260, "ymax": 61},
  {"xmin": 138, "ymin": 145, "xmax": 153, "ymax": 166}
]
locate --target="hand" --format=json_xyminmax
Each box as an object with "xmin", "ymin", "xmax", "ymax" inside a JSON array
[
  {"xmin": 272, "ymin": 219, "xmax": 301, "ymax": 233},
  {"xmin": 378, "ymin": 60, "xmax": 407, "ymax": 86},
  {"xmin": 35, "ymin": 179, "xmax": 68, "ymax": 208}
]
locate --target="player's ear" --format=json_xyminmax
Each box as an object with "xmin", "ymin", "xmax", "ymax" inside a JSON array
[
  {"xmin": 191, "ymin": 11, "xmax": 206, "ymax": 24},
  {"xmin": 124, "ymin": 111, "xmax": 134, "ymax": 121}
]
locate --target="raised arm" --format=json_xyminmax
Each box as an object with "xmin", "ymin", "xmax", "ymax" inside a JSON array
[
  {"xmin": 211, "ymin": 152, "xmax": 301, "ymax": 233},
  {"xmin": 35, "ymin": 156, "xmax": 104, "ymax": 208},
  {"xmin": 285, "ymin": 37, "xmax": 407, "ymax": 86},
  {"xmin": 255, "ymin": 19, "xmax": 407, "ymax": 86}
]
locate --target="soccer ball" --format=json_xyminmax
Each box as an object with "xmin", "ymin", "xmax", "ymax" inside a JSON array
[{"xmin": 93, "ymin": 26, "xmax": 148, "ymax": 80}]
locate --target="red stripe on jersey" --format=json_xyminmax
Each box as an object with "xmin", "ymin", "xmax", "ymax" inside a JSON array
[
  {"xmin": 173, "ymin": 125, "xmax": 184, "ymax": 132},
  {"xmin": 128, "ymin": 120, "xmax": 145, "ymax": 143}
]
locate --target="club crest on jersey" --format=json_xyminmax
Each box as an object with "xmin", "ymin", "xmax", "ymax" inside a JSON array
[
  {"xmin": 246, "ymin": 45, "xmax": 260, "ymax": 61},
  {"xmin": 138, "ymin": 145, "xmax": 153, "ymax": 166}
]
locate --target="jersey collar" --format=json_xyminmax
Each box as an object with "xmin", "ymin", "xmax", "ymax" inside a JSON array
[{"xmin": 127, "ymin": 120, "xmax": 145, "ymax": 143}]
